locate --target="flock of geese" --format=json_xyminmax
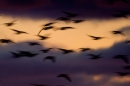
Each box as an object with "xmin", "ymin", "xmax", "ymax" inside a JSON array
[{"xmin": 1, "ymin": 1, "xmax": 130, "ymax": 86}]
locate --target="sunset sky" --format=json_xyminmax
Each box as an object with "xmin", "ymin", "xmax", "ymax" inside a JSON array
[{"xmin": 0, "ymin": 0, "xmax": 130, "ymax": 86}]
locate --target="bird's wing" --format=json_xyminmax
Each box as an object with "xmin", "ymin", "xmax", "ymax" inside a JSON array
[
  {"xmin": 122, "ymin": 56, "xmax": 129, "ymax": 63},
  {"xmin": 64, "ymin": 75, "xmax": 72, "ymax": 82},
  {"xmin": 10, "ymin": 29, "xmax": 19, "ymax": 32}
]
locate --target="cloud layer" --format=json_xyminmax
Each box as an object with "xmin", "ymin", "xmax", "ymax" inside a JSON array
[{"xmin": 1, "ymin": 0, "xmax": 130, "ymax": 19}]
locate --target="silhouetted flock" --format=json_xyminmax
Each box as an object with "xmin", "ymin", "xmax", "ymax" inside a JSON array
[{"xmin": 0, "ymin": 0, "xmax": 130, "ymax": 86}]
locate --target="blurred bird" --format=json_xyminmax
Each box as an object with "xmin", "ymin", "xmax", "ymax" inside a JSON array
[
  {"xmin": 38, "ymin": 26, "xmax": 54, "ymax": 35},
  {"xmin": 27, "ymin": 42, "xmax": 41, "ymax": 46},
  {"xmin": 43, "ymin": 22, "xmax": 57, "ymax": 26},
  {"xmin": 124, "ymin": 40, "xmax": 130, "ymax": 43},
  {"xmin": 43, "ymin": 56, "xmax": 56, "ymax": 63},
  {"xmin": 18, "ymin": 51, "xmax": 38, "ymax": 57},
  {"xmin": 0, "ymin": 39, "xmax": 15, "ymax": 43},
  {"xmin": 112, "ymin": 13, "xmax": 128, "ymax": 18},
  {"xmin": 79, "ymin": 48, "xmax": 92, "ymax": 52},
  {"xmin": 123, "ymin": 65, "xmax": 130, "ymax": 69},
  {"xmin": 111, "ymin": 30, "xmax": 125, "ymax": 36},
  {"xmin": 10, "ymin": 52, "xmax": 23, "ymax": 58},
  {"xmin": 59, "ymin": 27, "xmax": 75, "ymax": 30},
  {"xmin": 113, "ymin": 55, "xmax": 129, "ymax": 63},
  {"xmin": 115, "ymin": 72, "xmax": 130, "ymax": 76},
  {"xmin": 88, "ymin": 53, "xmax": 102, "ymax": 59},
  {"xmin": 3, "ymin": 20, "xmax": 17, "ymax": 26},
  {"xmin": 116, "ymin": 10, "xmax": 130, "ymax": 15},
  {"xmin": 57, "ymin": 48, "xmax": 74, "ymax": 54},
  {"xmin": 39, "ymin": 48, "xmax": 53, "ymax": 53},
  {"xmin": 57, "ymin": 74, "xmax": 72, "ymax": 82},
  {"xmin": 72, "ymin": 20, "xmax": 84, "ymax": 23},
  {"xmin": 10, "ymin": 29, "xmax": 28, "ymax": 34},
  {"xmin": 62, "ymin": 11, "xmax": 79, "ymax": 18},
  {"xmin": 36, "ymin": 34, "xmax": 51, "ymax": 40},
  {"xmin": 87, "ymin": 34, "xmax": 106, "ymax": 40},
  {"xmin": 56, "ymin": 17, "xmax": 71, "ymax": 21}
]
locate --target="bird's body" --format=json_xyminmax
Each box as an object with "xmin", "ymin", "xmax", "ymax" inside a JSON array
[
  {"xmin": 87, "ymin": 35, "xmax": 106, "ymax": 40},
  {"xmin": 38, "ymin": 26, "xmax": 54, "ymax": 35},
  {"xmin": 58, "ymin": 48, "xmax": 74, "ymax": 54},
  {"xmin": 0, "ymin": 39, "xmax": 15, "ymax": 43},
  {"xmin": 27, "ymin": 42, "xmax": 41, "ymax": 46},
  {"xmin": 44, "ymin": 56, "xmax": 56, "ymax": 63},
  {"xmin": 115, "ymin": 72, "xmax": 130, "ymax": 76},
  {"xmin": 72, "ymin": 20, "xmax": 84, "ymax": 23},
  {"xmin": 79, "ymin": 48, "xmax": 92, "ymax": 52},
  {"xmin": 3, "ymin": 20, "xmax": 17, "ymax": 26},
  {"xmin": 124, "ymin": 40, "xmax": 130, "ymax": 43},
  {"xmin": 113, "ymin": 55, "xmax": 129, "ymax": 63},
  {"xmin": 57, "ymin": 74, "xmax": 72, "ymax": 82},
  {"xmin": 56, "ymin": 17, "xmax": 70, "ymax": 21},
  {"xmin": 18, "ymin": 51, "xmax": 38, "ymax": 57},
  {"xmin": 10, "ymin": 52, "xmax": 23, "ymax": 58},
  {"xmin": 59, "ymin": 27, "xmax": 74, "ymax": 30},
  {"xmin": 111, "ymin": 31, "xmax": 125, "ymax": 36},
  {"xmin": 43, "ymin": 22, "xmax": 56, "ymax": 26},
  {"xmin": 88, "ymin": 53, "xmax": 102, "ymax": 59},
  {"xmin": 62, "ymin": 11, "xmax": 79, "ymax": 18},
  {"xmin": 37, "ymin": 35, "xmax": 50, "ymax": 40},
  {"xmin": 10, "ymin": 29, "xmax": 28, "ymax": 34},
  {"xmin": 40, "ymin": 48, "xmax": 53, "ymax": 53},
  {"xmin": 123, "ymin": 65, "xmax": 130, "ymax": 69}
]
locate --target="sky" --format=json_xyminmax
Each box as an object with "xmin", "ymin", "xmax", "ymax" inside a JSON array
[{"xmin": 0, "ymin": 0, "xmax": 130, "ymax": 86}]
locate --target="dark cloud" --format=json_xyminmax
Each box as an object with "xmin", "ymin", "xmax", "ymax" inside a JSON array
[
  {"xmin": 0, "ymin": 0, "xmax": 130, "ymax": 19},
  {"xmin": 0, "ymin": 39, "xmax": 130, "ymax": 86}
]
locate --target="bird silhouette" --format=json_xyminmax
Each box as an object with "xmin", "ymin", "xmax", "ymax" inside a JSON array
[
  {"xmin": 27, "ymin": 42, "xmax": 41, "ymax": 46},
  {"xmin": 88, "ymin": 53, "xmax": 102, "ymax": 59},
  {"xmin": 10, "ymin": 52, "xmax": 23, "ymax": 58},
  {"xmin": 79, "ymin": 48, "xmax": 92, "ymax": 52},
  {"xmin": 39, "ymin": 48, "xmax": 53, "ymax": 53},
  {"xmin": 3, "ymin": 20, "xmax": 17, "ymax": 26},
  {"xmin": 111, "ymin": 31, "xmax": 125, "ymax": 36},
  {"xmin": 57, "ymin": 48, "xmax": 74, "ymax": 54},
  {"xmin": 57, "ymin": 74, "xmax": 72, "ymax": 82},
  {"xmin": 124, "ymin": 40, "xmax": 130, "ymax": 43},
  {"xmin": 115, "ymin": 72, "xmax": 130, "ymax": 76},
  {"xmin": 0, "ymin": 39, "xmax": 15, "ymax": 43},
  {"xmin": 115, "ymin": 10, "xmax": 130, "ymax": 15},
  {"xmin": 123, "ymin": 65, "xmax": 130, "ymax": 69},
  {"xmin": 113, "ymin": 55, "xmax": 129, "ymax": 63},
  {"xmin": 43, "ymin": 56, "xmax": 56, "ymax": 63},
  {"xmin": 38, "ymin": 26, "xmax": 54, "ymax": 35},
  {"xmin": 72, "ymin": 20, "xmax": 84, "ymax": 23},
  {"xmin": 59, "ymin": 27, "xmax": 75, "ymax": 30},
  {"xmin": 18, "ymin": 51, "xmax": 38, "ymax": 57},
  {"xmin": 112, "ymin": 13, "xmax": 128, "ymax": 18},
  {"xmin": 43, "ymin": 22, "xmax": 57, "ymax": 26},
  {"xmin": 62, "ymin": 11, "xmax": 79, "ymax": 18},
  {"xmin": 10, "ymin": 29, "xmax": 28, "ymax": 34},
  {"xmin": 56, "ymin": 17, "xmax": 71, "ymax": 21},
  {"xmin": 30, "ymin": 84, "xmax": 47, "ymax": 86},
  {"xmin": 87, "ymin": 35, "xmax": 106, "ymax": 40},
  {"xmin": 36, "ymin": 34, "xmax": 50, "ymax": 40}
]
